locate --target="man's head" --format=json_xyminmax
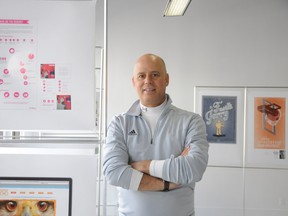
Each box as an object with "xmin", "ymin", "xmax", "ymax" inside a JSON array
[{"xmin": 132, "ymin": 54, "xmax": 169, "ymax": 107}]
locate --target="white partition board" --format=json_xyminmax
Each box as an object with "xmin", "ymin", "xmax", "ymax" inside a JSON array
[
  {"xmin": 0, "ymin": 0, "xmax": 96, "ymax": 131},
  {"xmin": 195, "ymin": 87, "xmax": 245, "ymax": 167},
  {"xmin": 100, "ymin": 183, "xmax": 119, "ymax": 216},
  {"xmin": 0, "ymin": 152, "xmax": 98, "ymax": 216},
  {"xmin": 195, "ymin": 167, "xmax": 244, "ymax": 216},
  {"xmin": 244, "ymin": 168, "xmax": 288, "ymax": 216}
]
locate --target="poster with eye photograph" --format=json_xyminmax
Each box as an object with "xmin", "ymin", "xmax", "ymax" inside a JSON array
[
  {"xmin": 0, "ymin": 199, "xmax": 56, "ymax": 216},
  {"xmin": 195, "ymin": 87, "xmax": 245, "ymax": 167},
  {"xmin": 246, "ymin": 88, "xmax": 288, "ymax": 168}
]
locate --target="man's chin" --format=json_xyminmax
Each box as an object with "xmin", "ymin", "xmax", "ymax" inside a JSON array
[{"xmin": 141, "ymin": 97, "xmax": 164, "ymax": 107}]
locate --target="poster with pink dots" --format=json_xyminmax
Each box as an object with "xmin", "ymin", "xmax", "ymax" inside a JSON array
[
  {"xmin": 0, "ymin": 19, "xmax": 37, "ymax": 110},
  {"xmin": 0, "ymin": 0, "xmax": 96, "ymax": 131}
]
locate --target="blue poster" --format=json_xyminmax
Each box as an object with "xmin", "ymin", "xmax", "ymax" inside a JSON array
[{"xmin": 202, "ymin": 96, "xmax": 237, "ymax": 144}]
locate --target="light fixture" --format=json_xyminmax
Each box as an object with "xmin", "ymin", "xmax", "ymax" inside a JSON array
[{"xmin": 163, "ymin": 0, "xmax": 192, "ymax": 17}]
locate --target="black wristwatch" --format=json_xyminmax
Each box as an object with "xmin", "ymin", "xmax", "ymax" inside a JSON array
[{"xmin": 163, "ymin": 180, "xmax": 170, "ymax": 192}]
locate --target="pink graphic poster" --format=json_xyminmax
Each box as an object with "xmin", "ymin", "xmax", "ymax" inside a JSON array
[
  {"xmin": 0, "ymin": 1, "xmax": 95, "ymax": 131},
  {"xmin": 0, "ymin": 19, "xmax": 37, "ymax": 109},
  {"xmin": 0, "ymin": 19, "xmax": 72, "ymax": 111}
]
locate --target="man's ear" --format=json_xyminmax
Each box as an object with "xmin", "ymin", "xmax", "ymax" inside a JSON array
[{"xmin": 166, "ymin": 73, "xmax": 170, "ymax": 86}]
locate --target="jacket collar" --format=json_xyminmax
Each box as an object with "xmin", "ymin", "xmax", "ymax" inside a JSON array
[{"xmin": 126, "ymin": 94, "xmax": 173, "ymax": 116}]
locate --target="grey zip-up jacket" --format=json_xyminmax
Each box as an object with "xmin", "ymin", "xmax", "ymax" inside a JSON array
[{"xmin": 103, "ymin": 95, "xmax": 209, "ymax": 216}]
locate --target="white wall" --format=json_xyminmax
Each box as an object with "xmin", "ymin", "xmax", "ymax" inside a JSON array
[
  {"xmin": 96, "ymin": 0, "xmax": 288, "ymax": 215},
  {"xmin": 106, "ymin": 0, "xmax": 288, "ymax": 120}
]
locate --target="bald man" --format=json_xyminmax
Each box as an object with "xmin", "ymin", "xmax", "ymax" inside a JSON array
[{"xmin": 103, "ymin": 54, "xmax": 209, "ymax": 216}]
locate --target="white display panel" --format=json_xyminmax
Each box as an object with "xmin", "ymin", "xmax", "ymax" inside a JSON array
[
  {"xmin": 195, "ymin": 87, "xmax": 245, "ymax": 167},
  {"xmin": 0, "ymin": 0, "xmax": 96, "ymax": 131},
  {"xmin": 244, "ymin": 168, "xmax": 288, "ymax": 216},
  {"xmin": 195, "ymin": 167, "xmax": 244, "ymax": 216},
  {"xmin": 0, "ymin": 177, "xmax": 72, "ymax": 216},
  {"xmin": 0, "ymin": 150, "xmax": 98, "ymax": 216},
  {"xmin": 246, "ymin": 87, "xmax": 288, "ymax": 168}
]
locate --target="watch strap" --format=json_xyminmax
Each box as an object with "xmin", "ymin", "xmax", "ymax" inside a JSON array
[{"xmin": 163, "ymin": 180, "xmax": 170, "ymax": 192}]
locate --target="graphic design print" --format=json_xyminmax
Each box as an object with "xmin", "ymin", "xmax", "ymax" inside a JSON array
[
  {"xmin": 254, "ymin": 97, "xmax": 286, "ymax": 150},
  {"xmin": 202, "ymin": 96, "xmax": 237, "ymax": 144},
  {"xmin": 0, "ymin": 19, "xmax": 71, "ymax": 111},
  {"xmin": 0, "ymin": 199, "xmax": 55, "ymax": 216},
  {"xmin": 0, "ymin": 19, "xmax": 37, "ymax": 110}
]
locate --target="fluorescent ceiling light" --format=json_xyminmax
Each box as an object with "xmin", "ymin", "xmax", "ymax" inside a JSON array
[{"xmin": 163, "ymin": 0, "xmax": 192, "ymax": 17}]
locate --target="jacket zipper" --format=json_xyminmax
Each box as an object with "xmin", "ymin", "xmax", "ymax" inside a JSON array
[
  {"xmin": 140, "ymin": 114, "xmax": 153, "ymax": 145},
  {"xmin": 140, "ymin": 106, "xmax": 169, "ymax": 145}
]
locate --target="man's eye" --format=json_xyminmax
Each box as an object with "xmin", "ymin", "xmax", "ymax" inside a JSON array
[
  {"xmin": 152, "ymin": 73, "xmax": 160, "ymax": 77},
  {"xmin": 138, "ymin": 75, "xmax": 144, "ymax": 79}
]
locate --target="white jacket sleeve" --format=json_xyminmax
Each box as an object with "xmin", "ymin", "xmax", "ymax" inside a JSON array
[
  {"xmin": 162, "ymin": 114, "xmax": 209, "ymax": 185},
  {"xmin": 102, "ymin": 116, "xmax": 143, "ymax": 190}
]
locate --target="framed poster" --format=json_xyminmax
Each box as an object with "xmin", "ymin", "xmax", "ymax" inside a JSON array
[
  {"xmin": 195, "ymin": 87, "xmax": 245, "ymax": 167},
  {"xmin": 246, "ymin": 87, "xmax": 288, "ymax": 168}
]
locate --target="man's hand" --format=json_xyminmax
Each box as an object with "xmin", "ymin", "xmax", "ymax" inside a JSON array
[
  {"xmin": 137, "ymin": 174, "xmax": 178, "ymax": 191},
  {"xmin": 130, "ymin": 160, "xmax": 151, "ymax": 174},
  {"xmin": 130, "ymin": 146, "xmax": 190, "ymax": 191},
  {"xmin": 181, "ymin": 146, "xmax": 190, "ymax": 156},
  {"xmin": 130, "ymin": 147, "xmax": 190, "ymax": 174}
]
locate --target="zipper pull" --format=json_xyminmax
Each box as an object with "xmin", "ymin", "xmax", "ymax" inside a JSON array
[{"xmin": 151, "ymin": 138, "xmax": 153, "ymax": 144}]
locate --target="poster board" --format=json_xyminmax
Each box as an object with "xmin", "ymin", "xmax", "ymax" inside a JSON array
[
  {"xmin": 0, "ymin": 177, "xmax": 72, "ymax": 216},
  {"xmin": 0, "ymin": 0, "xmax": 96, "ymax": 132},
  {"xmin": 246, "ymin": 87, "xmax": 288, "ymax": 168},
  {"xmin": 0, "ymin": 152, "xmax": 98, "ymax": 216},
  {"xmin": 195, "ymin": 87, "xmax": 245, "ymax": 167}
]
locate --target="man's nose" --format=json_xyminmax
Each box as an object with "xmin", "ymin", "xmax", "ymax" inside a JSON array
[{"xmin": 144, "ymin": 75, "xmax": 152, "ymax": 84}]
